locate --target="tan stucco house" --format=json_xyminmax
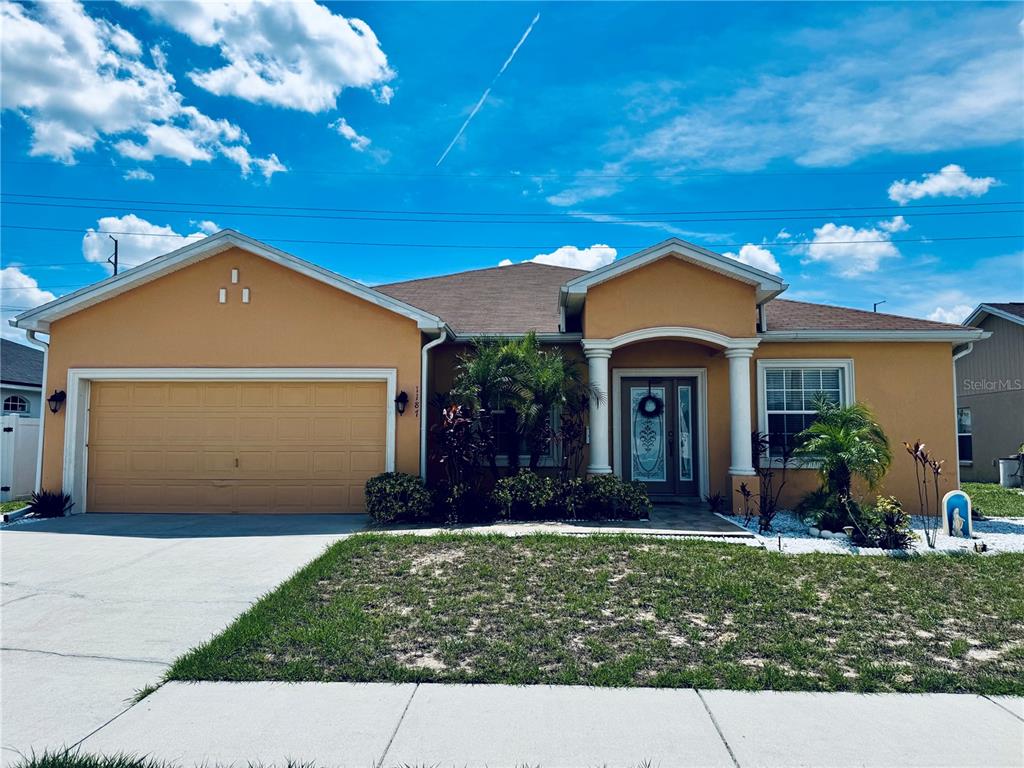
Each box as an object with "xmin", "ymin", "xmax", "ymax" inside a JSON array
[{"xmin": 10, "ymin": 229, "xmax": 988, "ymax": 515}]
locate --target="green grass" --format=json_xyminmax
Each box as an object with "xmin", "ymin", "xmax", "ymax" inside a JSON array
[
  {"xmin": 167, "ymin": 533, "xmax": 1024, "ymax": 695},
  {"xmin": 10, "ymin": 754, "xmax": 320, "ymax": 768},
  {"xmin": 1, "ymin": 499, "xmax": 29, "ymax": 515},
  {"xmin": 963, "ymin": 482, "xmax": 1024, "ymax": 518}
]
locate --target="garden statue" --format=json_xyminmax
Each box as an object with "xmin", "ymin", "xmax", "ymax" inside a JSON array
[{"xmin": 941, "ymin": 489, "xmax": 973, "ymax": 538}]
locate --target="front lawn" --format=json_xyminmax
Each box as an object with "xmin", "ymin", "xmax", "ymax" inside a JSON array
[
  {"xmin": 168, "ymin": 534, "xmax": 1024, "ymax": 695},
  {"xmin": 0, "ymin": 499, "xmax": 29, "ymax": 516},
  {"xmin": 964, "ymin": 481, "xmax": 1024, "ymax": 518}
]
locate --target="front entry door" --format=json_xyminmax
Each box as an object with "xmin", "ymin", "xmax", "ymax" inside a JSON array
[{"xmin": 620, "ymin": 377, "xmax": 699, "ymax": 498}]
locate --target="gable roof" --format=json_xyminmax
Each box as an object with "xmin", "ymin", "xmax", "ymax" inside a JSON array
[
  {"xmin": 561, "ymin": 238, "xmax": 787, "ymax": 313},
  {"xmin": 0, "ymin": 338, "xmax": 44, "ymax": 387},
  {"xmin": 10, "ymin": 229, "xmax": 445, "ymax": 333},
  {"xmin": 963, "ymin": 302, "xmax": 1024, "ymax": 328},
  {"xmin": 378, "ymin": 262, "xmax": 585, "ymax": 336}
]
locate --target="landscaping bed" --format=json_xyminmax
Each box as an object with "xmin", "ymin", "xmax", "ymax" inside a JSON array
[{"xmin": 168, "ymin": 533, "xmax": 1024, "ymax": 695}]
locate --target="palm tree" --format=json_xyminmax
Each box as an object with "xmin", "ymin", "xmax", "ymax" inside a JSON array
[{"xmin": 793, "ymin": 394, "xmax": 892, "ymax": 504}]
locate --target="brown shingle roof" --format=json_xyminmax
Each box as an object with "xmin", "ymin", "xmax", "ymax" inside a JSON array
[
  {"xmin": 377, "ymin": 262, "xmax": 971, "ymax": 335},
  {"xmin": 764, "ymin": 299, "xmax": 969, "ymax": 332},
  {"xmin": 377, "ymin": 262, "xmax": 584, "ymax": 335}
]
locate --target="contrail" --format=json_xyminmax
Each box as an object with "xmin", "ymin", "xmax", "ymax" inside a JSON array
[{"xmin": 435, "ymin": 12, "xmax": 540, "ymax": 167}]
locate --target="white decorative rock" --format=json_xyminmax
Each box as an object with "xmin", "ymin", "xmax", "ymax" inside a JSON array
[
  {"xmin": 808, "ymin": 527, "xmax": 821, "ymax": 538},
  {"xmin": 820, "ymin": 530, "xmax": 833, "ymax": 539}
]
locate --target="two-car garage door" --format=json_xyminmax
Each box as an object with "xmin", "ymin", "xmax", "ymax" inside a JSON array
[{"xmin": 86, "ymin": 380, "xmax": 387, "ymax": 513}]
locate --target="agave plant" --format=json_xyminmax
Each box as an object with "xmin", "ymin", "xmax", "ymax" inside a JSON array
[{"xmin": 794, "ymin": 394, "xmax": 892, "ymax": 504}]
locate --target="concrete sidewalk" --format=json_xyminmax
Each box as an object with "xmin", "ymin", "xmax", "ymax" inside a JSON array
[{"xmin": 70, "ymin": 682, "xmax": 1023, "ymax": 768}]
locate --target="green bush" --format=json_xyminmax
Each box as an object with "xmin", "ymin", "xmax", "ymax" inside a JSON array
[
  {"xmin": 492, "ymin": 470, "xmax": 555, "ymax": 520},
  {"xmin": 437, "ymin": 481, "xmax": 495, "ymax": 525},
  {"xmin": 858, "ymin": 496, "xmax": 914, "ymax": 550},
  {"xmin": 364, "ymin": 472, "xmax": 433, "ymax": 525},
  {"xmin": 579, "ymin": 474, "xmax": 652, "ymax": 521},
  {"xmin": 27, "ymin": 490, "xmax": 74, "ymax": 518},
  {"xmin": 795, "ymin": 487, "xmax": 852, "ymax": 532}
]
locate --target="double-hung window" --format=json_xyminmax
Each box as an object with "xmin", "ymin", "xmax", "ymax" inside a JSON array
[
  {"xmin": 957, "ymin": 407, "xmax": 972, "ymax": 463},
  {"xmin": 757, "ymin": 360, "xmax": 854, "ymax": 461}
]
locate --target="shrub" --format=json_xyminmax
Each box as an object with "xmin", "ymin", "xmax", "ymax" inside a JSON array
[
  {"xmin": 553, "ymin": 477, "xmax": 585, "ymax": 520},
  {"xmin": 794, "ymin": 487, "xmax": 830, "ymax": 524},
  {"xmin": 437, "ymin": 482, "xmax": 495, "ymax": 525},
  {"xmin": 858, "ymin": 496, "xmax": 914, "ymax": 550},
  {"xmin": 26, "ymin": 490, "xmax": 73, "ymax": 518},
  {"xmin": 492, "ymin": 470, "xmax": 555, "ymax": 520},
  {"xmin": 704, "ymin": 492, "xmax": 725, "ymax": 513},
  {"xmin": 364, "ymin": 473, "xmax": 433, "ymax": 525},
  {"xmin": 579, "ymin": 475, "xmax": 652, "ymax": 521}
]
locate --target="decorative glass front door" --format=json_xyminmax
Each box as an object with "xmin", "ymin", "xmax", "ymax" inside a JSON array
[{"xmin": 621, "ymin": 377, "xmax": 699, "ymax": 497}]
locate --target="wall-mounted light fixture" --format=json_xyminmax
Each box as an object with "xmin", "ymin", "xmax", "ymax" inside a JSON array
[
  {"xmin": 47, "ymin": 389, "xmax": 66, "ymax": 414},
  {"xmin": 394, "ymin": 391, "xmax": 409, "ymax": 415}
]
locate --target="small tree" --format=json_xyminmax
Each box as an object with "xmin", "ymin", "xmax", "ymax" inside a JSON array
[
  {"xmin": 750, "ymin": 431, "xmax": 795, "ymax": 533},
  {"xmin": 794, "ymin": 395, "xmax": 891, "ymax": 531}
]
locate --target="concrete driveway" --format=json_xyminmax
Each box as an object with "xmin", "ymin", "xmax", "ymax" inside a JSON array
[{"xmin": 1, "ymin": 513, "xmax": 365, "ymax": 765}]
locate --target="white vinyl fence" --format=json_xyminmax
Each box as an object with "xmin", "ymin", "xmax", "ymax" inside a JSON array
[{"xmin": 1, "ymin": 414, "xmax": 39, "ymax": 503}]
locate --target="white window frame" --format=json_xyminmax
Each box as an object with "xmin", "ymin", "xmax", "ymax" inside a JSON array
[
  {"xmin": 957, "ymin": 406, "xmax": 973, "ymax": 466},
  {"xmin": 756, "ymin": 359, "xmax": 855, "ymax": 468},
  {"xmin": 493, "ymin": 405, "xmax": 561, "ymax": 468},
  {"xmin": 63, "ymin": 367, "xmax": 398, "ymax": 514},
  {"xmin": 2, "ymin": 394, "xmax": 30, "ymax": 414}
]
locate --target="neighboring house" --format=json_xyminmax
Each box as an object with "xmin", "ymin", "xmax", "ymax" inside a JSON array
[
  {"xmin": 9, "ymin": 230, "xmax": 986, "ymax": 515},
  {"xmin": 956, "ymin": 303, "xmax": 1024, "ymax": 483},
  {"xmin": 1, "ymin": 338, "xmax": 44, "ymax": 417}
]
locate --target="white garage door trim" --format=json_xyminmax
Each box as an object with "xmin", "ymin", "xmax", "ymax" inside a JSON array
[{"xmin": 64, "ymin": 368, "xmax": 397, "ymax": 514}]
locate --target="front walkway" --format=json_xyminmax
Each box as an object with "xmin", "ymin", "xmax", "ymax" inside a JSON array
[{"xmin": 78, "ymin": 681, "xmax": 1023, "ymax": 767}]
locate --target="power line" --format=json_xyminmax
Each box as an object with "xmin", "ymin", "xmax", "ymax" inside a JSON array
[
  {"xmin": 1, "ymin": 199, "xmax": 1020, "ymax": 225},
  {"xmin": 2, "ymin": 223, "xmax": 1021, "ymax": 251},
  {"xmin": 2, "ymin": 192, "xmax": 1020, "ymax": 217},
  {"xmin": 2, "ymin": 158, "xmax": 1022, "ymax": 180}
]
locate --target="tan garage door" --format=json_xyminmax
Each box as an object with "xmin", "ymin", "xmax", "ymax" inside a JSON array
[{"xmin": 86, "ymin": 380, "xmax": 387, "ymax": 513}]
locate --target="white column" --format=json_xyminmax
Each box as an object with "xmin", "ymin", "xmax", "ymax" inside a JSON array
[
  {"xmin": 726, "ymin": 348, "xmax": 756, "ymax": 476},
  {"xmin": 585, "ymin": 348, "xmax": 613, "ymax": 474}
]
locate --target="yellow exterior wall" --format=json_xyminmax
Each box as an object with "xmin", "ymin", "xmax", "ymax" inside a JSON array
[
  {"xmin": 582, "ymin": 257, "xmax": 758, "ymax": 339},
  {"xmin": 39, "ymin": 247, "xmax": 424, "ymax": 492}
]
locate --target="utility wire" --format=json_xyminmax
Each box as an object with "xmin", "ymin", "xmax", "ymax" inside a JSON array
[
  {"xmin": 2, "ymin": 192, "xmax": 1020, "ymax": 217},
  {"xmin": 2, "ymin": 158, "xmax": 1022, "ymax": 180},
  {"xmin": 1, "ymin": 199, "xmax": 1020, "ymax": 225}
]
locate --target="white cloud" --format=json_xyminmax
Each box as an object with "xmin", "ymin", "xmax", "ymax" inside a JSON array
[
  {"xmin": 803, "ymin": 218, "xmax": 908, "ymax": 277},
  {"xmin": 529, "ymin": 244, "xmax": 617, "ymax": 271},
  {"xmin": 81, "ymin": 214, "xmax": 214, "ymax": 273},
  {"xmin": 927, "ymin": 304, "xmax": 973, "ymax": 324},
  {"xmin": 775, "ymin": 229, "xmax": 792, "ymax": 241},
  {"xmin": 123, "ymin": 168, "xmax": 155, "ymax": 182},
  {"xmin": 0, "ymin": 267, "xmax": 57, "ymax": 341},
  {"xmin": 722, "ymin": 244, "xmax": 782, "ymax": 275},
  {"xmin": 888, "ymin": 164, "xmax": 999, "ymax": 204},
  {"xmin": 329, "ymin": 118, "xmax": 371, "ymax": 152},
  {"xmin": 128, "ymin": 0, "xmax": 394, "ymax": 113},
  {"xmin": 0, "ymin": 1, "xmax": 281, "ymax": 176},
  {"xmin": 498, "ymin": 259, "xmax": 514, "ymax": 267}
]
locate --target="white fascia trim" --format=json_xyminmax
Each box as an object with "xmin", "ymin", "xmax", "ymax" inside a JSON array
[
  {"xmin": 450, "ymin": 332, "xmax": 583, "ymax": 343},
  {"xmin": 755, "ymin": 358, "xmax": 855, "ymax": 469},
  {"xmin": 964, "ymin": 304, "xmax": 1024, "ymax": 329},
  {"xmin": 584, "ymin": 326, "xmax": 761, "ymax": 353},
  {"xmin": 562, "ymin": 238, "xmax": 787, "ymax": 305},
  {"xmin": 62, "ymin": 367, "xmax": 397, "ymax": 514},
  {"xmin": 611, "ymin": 367, "xmax": 709, "ymax": 501},
  {"xmin": 0, "ymin": 384, "xmax": 43, "ymax": 392},
  {"xmin": 11, "ymin": 229, "xmax": 444, "ymax": 332},
  {"xmin": 759, "ymin": 329, "xmax": 991, "ymax": 343}
]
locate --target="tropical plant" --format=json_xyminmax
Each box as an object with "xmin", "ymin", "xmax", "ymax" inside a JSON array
[
  {"xmin": 430, "ymin": 404, "xmax": 486, "ymax": 489},
  {"xmin": 365, "ymin": 473, "xmax": 434, "ymax": 525},
  {"xmin": 704, "ymin": 491, "xmax": 725, "ymax": 514},
  {"xmin": 26, "ymin": 490, "xmax": 74, "ymax": 518},
  {"xmin": 903, "ymin": 440, "xmax": 946, "ymax": 548},
  {"xmin": 860, "ymin": 496, "xmax": 914, "ymax": 550},
  {"xmin": 793, "ymin": 395, "xmax": 891, "ymax": 529},
  {"xmin": 749, "ymin": 431, "xmax": 796, "ymax": 533}
]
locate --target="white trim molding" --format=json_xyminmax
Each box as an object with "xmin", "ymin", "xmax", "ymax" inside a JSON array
[
  {"xmin": 964, "ymin": 303, "xmax": 1024, "ymax": 329},
  {"xmin": 583, "ymin": 326, "xmax": 761, "ymax": 354},
  {"xmin": 759, "ymin": 329, "xmax": 989, "ymax": 343},
  {"xmin": 11, "ymin": 229, "xmax": 445, "ymax": 333},
  {"xmin": 612, "ymin": 367, "xmax": 710, "ymax": 501},
  {"xmin": 62, "ymin": 367, "xmax": 398, "ymax": 514},
  {"xmin": 755, "ymin": 358, "xmax": 855, "ymax": 468}
]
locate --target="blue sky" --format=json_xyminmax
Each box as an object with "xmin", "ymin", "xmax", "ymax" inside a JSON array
[{"xmin": 2, "ymin": 1, "xmax": 1022, "ymax": 340}]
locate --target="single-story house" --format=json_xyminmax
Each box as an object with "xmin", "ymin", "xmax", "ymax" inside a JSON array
[
  {"xmin": 9, "ymin": 229, "xmax": 988, "ymax": 514},
  {"xmin": 956, "ymin": 303, "xmax": 1024, "ymax": 484},
  {"xmin": 1, "ymin": 338, "xmax": 44, "ymax": 418}
]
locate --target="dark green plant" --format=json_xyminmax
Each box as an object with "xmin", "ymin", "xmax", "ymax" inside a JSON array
[
  {"xmin": 27, "ymin": 490, "xmax": 73, "ymax": 518},
  {"xmin": 704, "ymin": 491, "xmax": 725, "ymax": 513},
  {"xmin": 751, "ymin": 431, "xmax": 795, "ymax": 533},
  {"xmin": 580, "ymin": 475, "xmax": 651, "ymax": 520},
  {"xmin": 492, "ymin": 470, "xmax": 556, "ymax": 520},
  {"xmin": 430, "ymin": 404, "xmax": 486, "ymax": 490},
  {"xmin": 859, "ymin": 496, "xmax": 914, "ymax": 550},
  {"xmin": 364, "ymin": 473, "xmax": 433, "ymax": 525}
]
